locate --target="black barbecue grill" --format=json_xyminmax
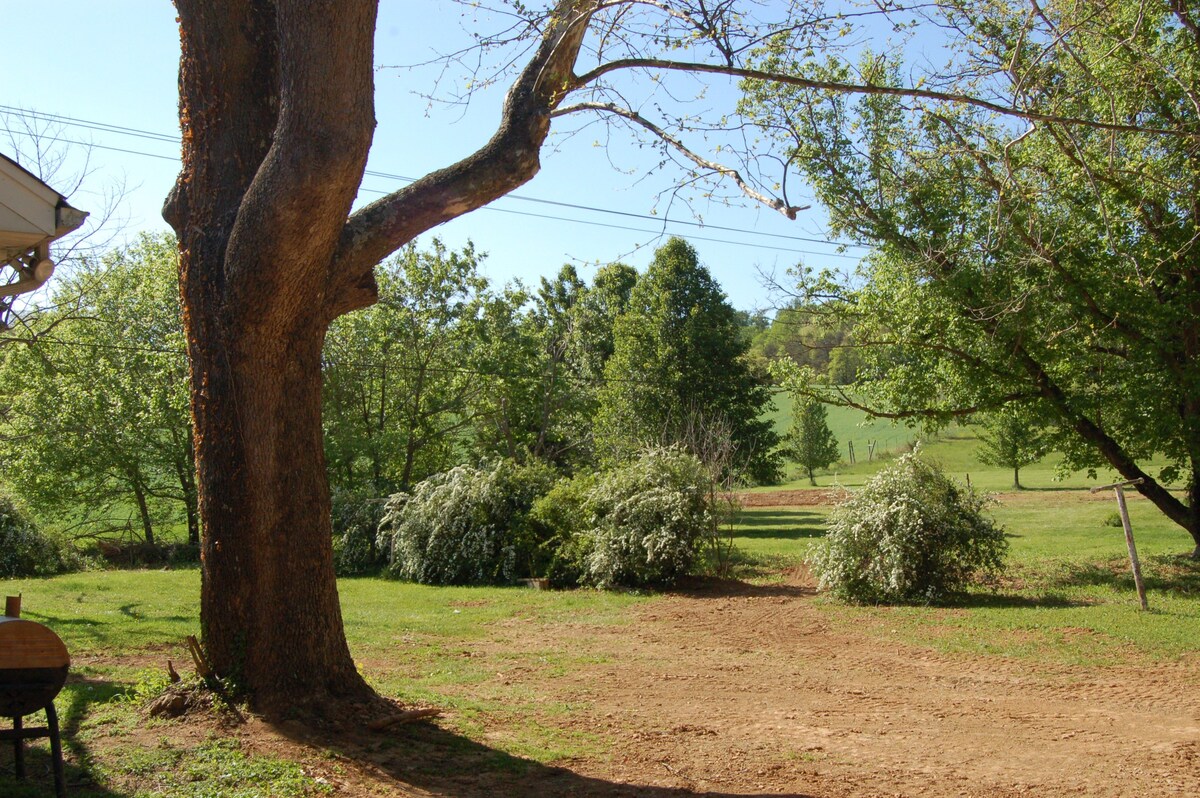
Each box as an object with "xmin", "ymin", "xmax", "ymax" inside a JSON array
[{"xmin": 1, "ymin": 598, "xmax": 68, "ymax": 797}]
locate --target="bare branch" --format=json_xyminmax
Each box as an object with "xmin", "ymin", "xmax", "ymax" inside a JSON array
[
  {"xmin": 331, "ymin": 0, "xmax": 598, "ymax": 318},
  {"xmin": 570, "ymin": 57, "xmax": 1195, "ymax": 138},
  {"xmin": 554, "ymin": 99, "xmax": 808, "ymax": 217}
]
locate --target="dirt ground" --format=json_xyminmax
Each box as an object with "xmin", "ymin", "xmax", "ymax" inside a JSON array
[
  {"xmin": 736, "ymin": 489, "xmax": 849, "ymax": 507},
  {"xmin": 89, "ymin": 565, "xmax": 1198, "ymax": 798}
]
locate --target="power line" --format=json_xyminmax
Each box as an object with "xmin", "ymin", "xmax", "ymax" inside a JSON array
[
  {"xmin": 1, "ymin": 106, "xmax": 868, "ymax": 258},
  {"xmin": 17, "ymin": 136, "xmax": 179, "ymax": 163},
  {"xmin": 0, "ymin": 104, "xmax": 177, "ymax": 143},
  {"xmin": 359, "ymin": 164, "xmax": 866, "ymax": 250}
]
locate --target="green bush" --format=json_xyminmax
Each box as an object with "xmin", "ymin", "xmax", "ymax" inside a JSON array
[
  {"xmin": 331, "ymin": 489, "xmax": 387, "ymax": 576},
  {"xmin": 379, "ymin": 459, "xmax": 557, "ymax": 585},
  {"xmin": 0, "ymin": 495, "xmax": 86, "ymax": 577},
  {"xmin": 807, "ymin": 451, "xmax": 1007, "ymax": 603},
  {"xmin": 583, "ymin": 447, "xmax": 713, "ymax": 589},
  {"xmin": 528, "ymin": 473, "xmax": 596, "ymax": 588}
]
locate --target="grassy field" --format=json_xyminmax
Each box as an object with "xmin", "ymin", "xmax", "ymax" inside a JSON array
[
  {"xmin": 0, "ymin": 570, "xmax": 652, "ymax": 797},
  {"xmin": 765, "ymin": 393, "xmax": 1172, "ymax": 492},
  {"xmin": 728, "ymin": 494, "xmax": 1200, "ymax": 664}
]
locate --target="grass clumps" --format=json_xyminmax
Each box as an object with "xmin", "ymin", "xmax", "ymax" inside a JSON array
[{"xmin": 808, "ymin": 451, "xmax": 1007, "ymax": 603}]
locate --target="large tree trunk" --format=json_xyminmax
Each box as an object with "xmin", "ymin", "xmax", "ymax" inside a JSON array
[
  {"xmin": 191, "ymin": 323, "xmax": 369, "ymax": 710},
  {"xmin": 164, "ymin": 0, "xmax": 595, "ymax": 714},
  {"xmin": 165, "ymin": 0, "xmax": 379, "ymax": 713}
]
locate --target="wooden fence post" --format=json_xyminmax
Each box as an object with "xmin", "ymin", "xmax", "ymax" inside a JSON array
[{"xmin": 1090, "ymin": 478, "xmax": 1149, "ymax": 611}]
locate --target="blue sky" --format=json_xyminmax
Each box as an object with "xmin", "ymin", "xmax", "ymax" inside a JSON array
[{"xmin": 1, "ymin": 0, "xmax": 865, "ymax": 311}]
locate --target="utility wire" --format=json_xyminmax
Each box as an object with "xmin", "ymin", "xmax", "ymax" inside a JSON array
[{"xmin": 2, "ymin": 106, "xmax": 868, "ymax": 259}]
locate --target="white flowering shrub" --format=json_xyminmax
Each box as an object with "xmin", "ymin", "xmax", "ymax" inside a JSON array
[
  {"xmin": 808, "ymin": 452, "xmax": 1007, "ymax": 603},
  {"xmin": 379, "ymin": 459, "xmax": 556, "ymax": 585},
  {"xmin": 583, "ymin": 447, "xmax": 713, "ymax": 588}
]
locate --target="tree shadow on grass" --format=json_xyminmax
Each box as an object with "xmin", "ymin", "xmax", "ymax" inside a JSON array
[
  {"xmin": 275, "ymin": 714, "xmax": 820, "ymax": 798},
  {"xmin": 22, "ymin": 610, "xmax": 192, "ymax": 651},
  {"xmin": 668, "ymin": 575, "xmax": 816, "ymax": 601},
  {"xmin": 732, "ymin": 509, "xmax": 825, "ymax": 540},
  {"xmin": 939, "ymin": 591, "xmax": 1089, "ymax": 610},
  {"xmin": 1051, "ymin": 555, "xmax": 1200, "ymax": 596},
  {"xmin": 0, "ymin": 675, "xmax": 127, "ymax": 798}
]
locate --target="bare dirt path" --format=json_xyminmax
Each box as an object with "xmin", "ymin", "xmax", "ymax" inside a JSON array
[
  {"xmin": 92, "ymin": 541, "xmax": 1198, "ymax": 796},
  {"xmin": 453, "ymin": 574, "xmax": 1199, "ymax": 797},
  {"xmin": 282, "ymin": 569, "xmax": 1200, "ymax": 797}
]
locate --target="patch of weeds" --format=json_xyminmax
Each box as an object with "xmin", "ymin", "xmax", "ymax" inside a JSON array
[
  {"xmin": 115, "ymin": 736, "xmax": 185, "ymax": 776},
  {"xmin": 161, "ymin": 737, "xmax": 330, "ymax": 798},
  {"xmin": 499, "ymin": 718, "xmax": 606, "ymax": 764},
  {"xmin": 480, "ymin": 750, "xmax": 533, "ymax": 774},
  {"xmin": 785, "ymin": 748, "xmax": 824, "ymax": 763},
  {"xmin": 111, "ymin": 667, "xmax": 173, "ymax": 706}
]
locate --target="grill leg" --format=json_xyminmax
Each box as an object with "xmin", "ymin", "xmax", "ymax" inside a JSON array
[
  {"xmin": 11, "ymin": 715, "xmax": 24, "ymax": 779},
  {"xmin": 46, "ymin": 703, "xmax": 65, "ymax": 798}
]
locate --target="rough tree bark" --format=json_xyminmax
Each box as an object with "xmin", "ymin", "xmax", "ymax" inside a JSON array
[{"xmin": 163, "ymin": 0, "xmax": 593, "ymax": 713}]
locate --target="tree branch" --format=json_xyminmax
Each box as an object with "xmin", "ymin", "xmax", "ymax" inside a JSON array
[
  {"xmin": 571, "ymin": 57, "xmax": 1194, "ymax": 138},
  {"xmin": 553, "ymin": 100, "xmax": 808, "ymax": 218},
  {"xmin": 329, "ymin": 0, "xmax": 597, "ymax": 320}
]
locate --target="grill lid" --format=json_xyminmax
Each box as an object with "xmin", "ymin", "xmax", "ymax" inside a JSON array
[{"xmin": 0, "ymin": 617, "xmax": 70, "ymax": 671}]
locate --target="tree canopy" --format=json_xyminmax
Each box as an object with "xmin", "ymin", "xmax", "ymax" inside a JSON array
[
  {"xmin": 597, "ymin": 238, "xmax": 780, "ymax": 483},
  {"xmin": 323, "ymin": 240, "xmax": 491, "ymax": 496},
  {"xmin": 0, "ymin": 233, "xmax": 195, "ymax": 545},
  {"xmin": 741, "ymin": 1, "xmax": 1200, "ymax": 553}
]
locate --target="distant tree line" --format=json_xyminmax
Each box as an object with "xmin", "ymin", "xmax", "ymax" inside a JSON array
[{"xmin": 0, "ymin": 233, "xmax": 779, "ymax": 552}]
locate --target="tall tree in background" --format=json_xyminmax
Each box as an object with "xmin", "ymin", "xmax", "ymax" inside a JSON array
[
  {"xmin": 572, "ymin": 262, "xmax": 638, "ymax": 382},
  {"xmin": 523, "ymin": 265, "xmax": 595, "ymax": 467},
  {"xmin": 597, "ymin": 238, "xmax": 780, "ymax": 483},
  {"xmin": 975, "ymin": 410, "xmax": 1049, "ymax": 491},
  {"xmin": 788, "ymin": 398, "xmax": 840, "ymax": 486},
  {"xmin": 741, "ymin": 1, "xmax": 1200, "ymax": 554},
  {"xmin": 0, "ymin": 233, "xmax": 194, "ymax": 544},
  {"xmin": 323, "ymin": 241, "xmax": 490, "ymax": 495}
]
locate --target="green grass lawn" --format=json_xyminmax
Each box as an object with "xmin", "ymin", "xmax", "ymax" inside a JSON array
[
  {"xmin": 0, "ymin": 570, "xmax": 650, "ymax": 796},
  {"xmin": 728, "ymin": 493, "xmax": 1200, "ymax": 664}
]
